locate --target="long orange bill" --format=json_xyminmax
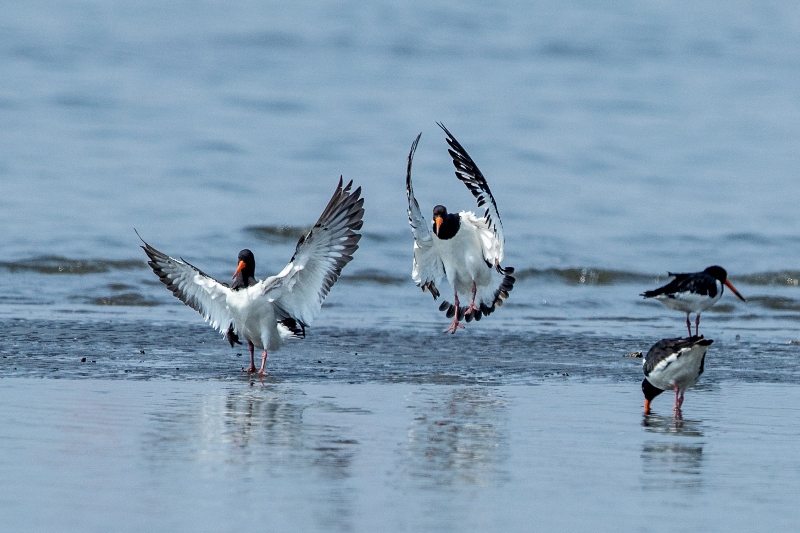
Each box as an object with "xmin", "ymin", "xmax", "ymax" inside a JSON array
[
  {"xmin": 644, "ymin": 398, "xmax": 651, "ymax": 415},
  {"xmin": 725, "ymin": 279, "xmax": 746, "ymax": 302},
  {"xmin": 232, "ymin": 260, "xmax": 246, "ymax": 280},
  {"xmin": 434, "ymin": 216, "xmax": 443, "ymax": 236}
]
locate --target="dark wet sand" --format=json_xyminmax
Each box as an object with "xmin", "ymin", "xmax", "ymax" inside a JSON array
[{"xmin": 1, "ymin": 378, "xmax": 798, "ymax": 532}]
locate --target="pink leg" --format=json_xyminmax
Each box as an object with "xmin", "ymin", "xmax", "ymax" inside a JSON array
[
  {"xmin": 444, "ymin": 292, "xmax": 466, "ymax": 334},
  {"xmin": 695, "ymin": 314, "xmax": 701, "ymax": 337},
  {"xmin": 242, "ymin": 341, "xmax": 257, "ymax": 373},
  {"xmin": 465, "ymin": 282, "xmax": 480, "ymax": 315},
  {"xmin": 685, "ymin": 313, "xmax": 692, "ymax": 337},
  {"xmin": 257, "ymin": 349, "xmax": 269, "ymax": 375},
  {"xmin": 673, "ymin": 384, "xmax": 684, "ymax": 418}
]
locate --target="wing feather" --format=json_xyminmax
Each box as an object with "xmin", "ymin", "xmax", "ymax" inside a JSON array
[
  {"xmin": 437, "ymin": 122, "xmax": 505, "ymax": 265},
  {"xmin": 139, "ymin": 236, "xmax": 235, "ymax": 338},
  {"xmin": 406, "ymin": 132, "xmax": 445, "ymax": 298},
  {"xmin": 265, "ymin": 177, "xmax": 364, "ymax": 327}
]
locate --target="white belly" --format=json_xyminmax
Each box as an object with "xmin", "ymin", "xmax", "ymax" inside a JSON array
[
  {"xmin": 227, "ymin": 287, "xmax": 284, "ymax": 351},
  {"xmin": 647, "ymin": 347, "xmax": 706, "ymax": 392},
  {"xmin": 433, "ymin": 222, "xmax": 492, "ymax": 296}
]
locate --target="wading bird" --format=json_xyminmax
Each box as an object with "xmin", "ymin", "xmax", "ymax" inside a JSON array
[
  {"xmin": 139, "ymin": 178, "xmax": 364, "ymax": 374},
  {"xmin": 642, "ymin": 265, "xmax": 745, "ymax": 336}
]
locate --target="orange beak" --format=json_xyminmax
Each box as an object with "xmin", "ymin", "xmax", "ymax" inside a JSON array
[
  {"xmin": 725, "ymin": 279, "xmax": 746, "ymax": 302},
  {"xmin": 434, "ymin": 215, "xmax": 443, "ymax": 236},
  {"xmin": 644, "ymin": 398, "xmax": 651, "ymax": 415},
  {"xmin": 232, "ymin": 260, "xmax": 246, "ymax": 280}
]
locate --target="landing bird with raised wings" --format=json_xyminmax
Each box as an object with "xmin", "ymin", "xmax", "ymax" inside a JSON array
[
  {"xmin": 406, "ymin": 123, "xmax": 515, "ymax": 334},
  {"xmin": 641, "ymin": 265, "xmax": 746, "ymax": 337},
  {"xmin": 642, "ymin": 336, "xmax": 714, "ymax": 417},
  {"xmin": 139, "ymin": 178, "xmax": 364, "ymax": 374}
]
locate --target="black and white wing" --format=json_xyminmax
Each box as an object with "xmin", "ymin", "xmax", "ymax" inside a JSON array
[
  {"xmin": 643, "ymin": 337, "xmax": 713, "ymax": 377},
  {"xmin": 406, "ymin": 132, "xmax": 445, "ymax": 299},
  {"xmin": 262, "ymin": 177, "xmax": 364, "ymax": 327},
  {"xmin": 438, "ymin": 122, "xmax": 505, "ymax": 266},
  {"xmin": 139, "ymin": 236, "xmax": 236, "ymax": 340}
]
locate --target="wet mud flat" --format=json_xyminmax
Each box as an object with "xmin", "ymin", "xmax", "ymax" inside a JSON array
[
  {"xmin": 1, "ymin": 379, "xmax": 799, "ymax": 532},
  {"xmin": 3, "ymin": 318, "xmax": 800, "ymax": 385}
]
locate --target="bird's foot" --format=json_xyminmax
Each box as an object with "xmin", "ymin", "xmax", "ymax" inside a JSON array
[
  {"xmin": 444, "ymin": 318, "xmax": 465, "ymax": 334},
  {"xmin": 242, "ymin": 366, "xmax": 257, "ymax": 373}
]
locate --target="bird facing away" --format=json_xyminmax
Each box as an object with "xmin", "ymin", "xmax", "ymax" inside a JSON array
[
  {"xmin": 641, "ymin": 265, "xmax": 746, "ymax": 337},
  {"xmin": 139, "ymin": 178, "xmax": 364, "ymax": 374},
  {"xmin": 642, "ymin": 336, "xmax": 714, "ymax": 417},
  {"xmin": 406, "ymin": 123, "xmax": 515, "ymax": 334}
]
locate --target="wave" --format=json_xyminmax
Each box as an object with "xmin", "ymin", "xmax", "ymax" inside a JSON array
[
  {"xmin": 244, "ymin": 224, "xmax": 308, "ymax": 242},
  {"xmin": 0, "ymin": 256, "xmax": 144, "ymax": 275}
]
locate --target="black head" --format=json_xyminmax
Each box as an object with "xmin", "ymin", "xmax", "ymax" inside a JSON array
[
  {"xmin": 703, "ymin": 265, "xmax": 728, "ymax": 282},
  {"xmin": 232, "ymin": 249, "xmax": 257, "ymax": 289},
  {"xmin": 432, "ymin": 205, "xmax": 460, "ymax": 239},
  {"xmin": 642, "ymin": 378, "xmax": 664, "ymax": 415}
]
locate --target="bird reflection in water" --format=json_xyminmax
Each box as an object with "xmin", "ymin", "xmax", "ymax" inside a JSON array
[
  {"xmin": 401, "ymin": 387, "xmax": 509, "ymax": 488},
  {"xmin": 641, "ymin": 413, "xmax": 705, "ymax": 491}
]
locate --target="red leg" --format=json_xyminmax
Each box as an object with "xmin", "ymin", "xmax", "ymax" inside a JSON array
[
  {"xmin": 685, "ymin": 313, "xmax": 692, "ymax": 337},
  {"xmin": 444, "ymin": 292, "xmax": 465, "ymax": 334},
  {"xmin": 695, "ymin": 314, "xmax": 700, "ymax": 337},
  {"xmin": 242, "ymin": 341, "xmax": 257, "ymax": 373},
  {"xmin": 257, "ymin": 349, "xmax": 269, "ymax": 375}
]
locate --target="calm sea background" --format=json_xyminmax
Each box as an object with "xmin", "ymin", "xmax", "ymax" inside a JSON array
[{"xmin": 2, "ymin": 1, "xmax": 800, "ymax": 531}]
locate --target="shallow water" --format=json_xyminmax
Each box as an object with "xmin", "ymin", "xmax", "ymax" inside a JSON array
[
  {"xmin": 2, "ymin": 0, "xmax": 800, "ymax": 530},
  {"xmin": 2, "ymin": 379, "xmax": 799, "ymax": 532}
]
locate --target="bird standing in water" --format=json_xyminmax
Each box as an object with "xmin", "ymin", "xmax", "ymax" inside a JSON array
[
  {"xmin": 642, "ymin": 336, "xmax": 714, "ymax": 417},
  {"xmin": 642, "ymin": 265, "xmax": 746, "ymax": 337},
  {"xmin": 139, "ymin": 178, "xmax": 364, "ymax": 374}
]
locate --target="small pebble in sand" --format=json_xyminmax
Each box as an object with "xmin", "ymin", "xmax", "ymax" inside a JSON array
[
  {"xmin": 624, "ymin": 351, "xmax": 643, "ymax": 358},
  {"xmin": 81, "ymin": 357, "xmax": 86, "ymax": 363}
]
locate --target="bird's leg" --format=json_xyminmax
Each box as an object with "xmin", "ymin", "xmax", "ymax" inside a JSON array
[
  {"xmin": 695, "ymin": 314, "xmax": 701, "ymax": 337},
  {"xmin": 444, "ymin": 292, "xmax": 465, "ymax": 334},
  {"xmin": 685, "ymin": 313, "xmax": 692, "ymax": 337},
  {"xmin": 465, "ymin": 281, "xmax": 480, "ymax": 315},
  {"xmin": 672, "ymin": 384, "xmax": 683, "ymax": 417},
  {"xmin": 257, "ymin": 349, "xmax": 269, "ymax": 375},
  {"xmin": 242, "ymin": 341, "xmax": 257, "ymax": 373}
]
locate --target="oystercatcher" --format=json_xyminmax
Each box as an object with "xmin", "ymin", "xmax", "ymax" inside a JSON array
[
  {"xmin": 138, "ymin": 178, "xmax": 364, "ymax": 374},
  {"xmin": 641, "ymin": 265, "xmax": 746, "ymax": 336},
  {"xmin": 406, "ymin": 123, "xmax": 515, "ymax": 334},
  {"xmin": 642, "ymin": 336, "xmax": 714, "ymax": 417}
]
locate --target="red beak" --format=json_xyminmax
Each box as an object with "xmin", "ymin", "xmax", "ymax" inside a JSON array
[
  {"xmin": 724, "ymin": 279, "xmax": 746, "ymax": 302},
  {"xmin": 232, "ymin": 260, "xmax": 246, "ymax": 280},
  {"xmin": 434, "ymin": 216, "xmax": 443, "ymax": 236}
]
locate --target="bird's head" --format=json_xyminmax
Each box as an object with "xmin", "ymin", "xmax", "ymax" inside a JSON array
[
  {"xmin": 432, "ymin": 205, "xmax": 448, "ymax": 236},
  {"xmin": 704, "ymin": 265, "xmax": 746, "ymax": 302},
  {"xmin": 232, "ymin": 249, "xmax": 256, "ymax": 280}
]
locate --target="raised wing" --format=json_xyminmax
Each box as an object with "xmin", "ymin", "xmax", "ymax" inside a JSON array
[
  {"xmin": 264, "ymin": 177, "xmax": 364, "ymax": 327},
  {"xmin": 438, "ymin": 122, "xmax": 505, "ymax": 265},
  {"xmin": 406, "ymin": 132, "xmax": 444, "ymax": 299},
  {"xmin": 139, "ymin": 235, "xmax": 236, "ymax": 340}
]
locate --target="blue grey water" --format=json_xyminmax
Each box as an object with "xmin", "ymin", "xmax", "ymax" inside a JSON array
[{"xmin": 2, "ymin": 0, "xmax": 800, "ymax": 531}]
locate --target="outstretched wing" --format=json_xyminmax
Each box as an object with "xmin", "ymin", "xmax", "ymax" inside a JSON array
[
  {"xmin": 438, "ymin": 122, "xmax": 505, "ymax": 265},
  {"xmin": 406, "ymin": 132, "xmax": 444, "ymax": 299},
  {"xmin": 139, "ymin": 235, "xmax": 236, "ymax": 339},
  {"xmin": 263, "ymin": 177, "xmax": 364, "ymax": 327}
]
